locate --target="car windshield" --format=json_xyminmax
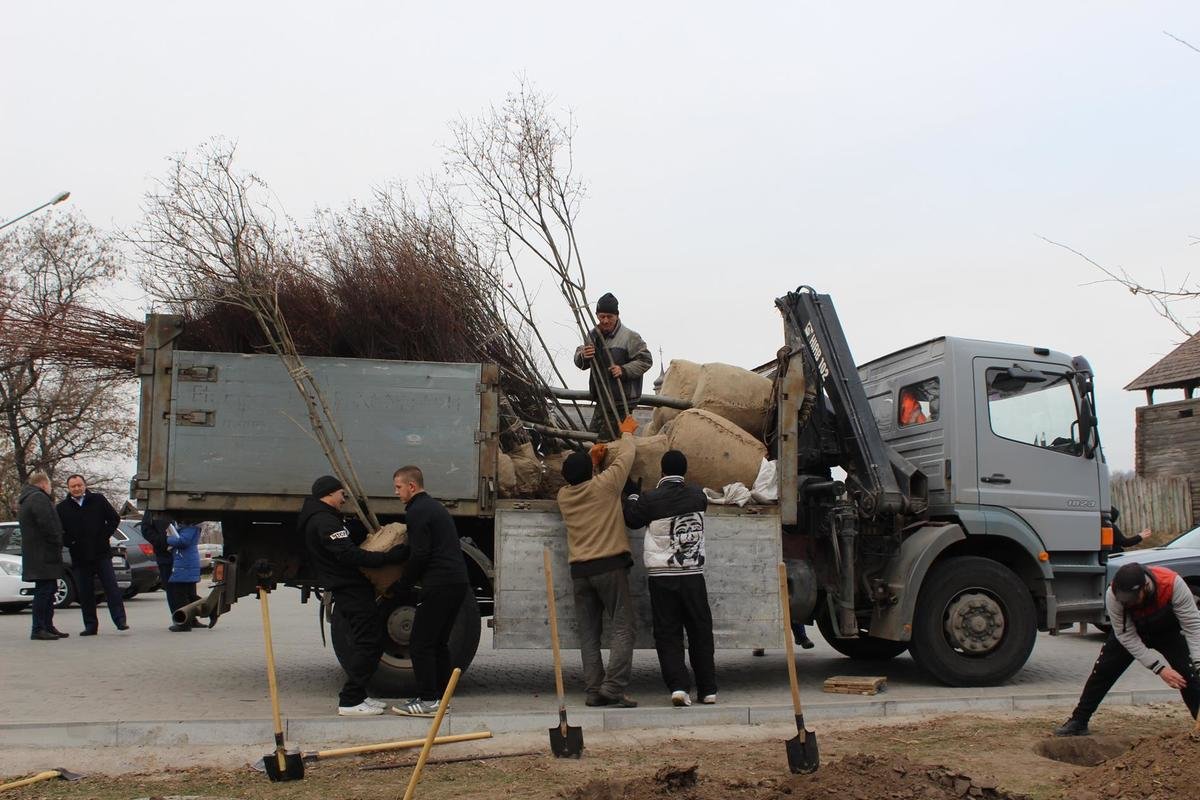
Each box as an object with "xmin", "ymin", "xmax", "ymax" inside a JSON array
[
  {"xmin": 0, "ymin": 526, "xmax": 19, "ymax": 555},
  {"xmin": 1166, "ymin": 525, "xmax": 1200, "ymax": 550}
]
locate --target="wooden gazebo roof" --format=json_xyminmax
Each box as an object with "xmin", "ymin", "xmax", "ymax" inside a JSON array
[{"xmin": 1126, "ymin": 330, "xmax": 1200, "ymax": 402}]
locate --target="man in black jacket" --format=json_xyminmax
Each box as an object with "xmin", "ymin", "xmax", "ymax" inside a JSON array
[
  {"xmin": 390, "ymin": 465, "xmax": 469, "ymax": 717},
  {"xmin": 57, "ymin": 475, "xmax": 127, "ymax": 635},
  {"xmin": 18, "ymin": 472, "xmax": 68, "ymax": 641},
  {"xmin": 622, "ymin": 450, "xmax": 717, "ymax": 707},
  {"xmin": 299, "ymin": 475, "xmax": 408, "ymax": 717}
]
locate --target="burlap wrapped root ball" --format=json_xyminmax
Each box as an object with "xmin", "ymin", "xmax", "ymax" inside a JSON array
[
  {"xmin": 647, "ymin": 359, "xmax": 701, "ymax": 435},
  {"xmin": 665, "ymin": 409, "xmax": 766, "ymax": 490},
  {"xmin": 602, "ymin": 434, "xmax": 669, "ymax": 490},
  {"xmin": 690, "ymin": 363, "xmax": 773, "ymax": 439},
  {"xmin": 359, "ymin": 522, "xmax": 408, "ymax": 595}
]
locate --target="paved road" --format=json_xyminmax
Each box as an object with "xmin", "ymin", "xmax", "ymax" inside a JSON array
[{"xmin": 0, "ymin": 587, "xmax": 1170, "ymax": 725}]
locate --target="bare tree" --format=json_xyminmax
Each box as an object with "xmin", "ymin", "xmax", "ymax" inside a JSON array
[{"xmin": 0, "ymin": 212, "xmax": 135, "ymax": 516}]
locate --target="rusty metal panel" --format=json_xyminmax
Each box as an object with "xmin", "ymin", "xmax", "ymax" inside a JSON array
[{"xmin": 165, "ymin": 350, "xmax": 484, "ymax": 504}]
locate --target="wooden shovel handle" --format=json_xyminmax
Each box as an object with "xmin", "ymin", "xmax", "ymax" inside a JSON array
[
  {"xmin": 0, "ymin": 771, "xmax": 62, "ymax": 792},
  {"xmin": 544, "ymin": 548, "xmax": 567, "ymax": 705},
  {"xmin": 258, "ymin": 586, "xmax": 287, "ymax": 773},
  {"xmin": 778, "ymin": 563, "xmax": 804, "ymax": 718},
  {"xmin": 403, "ymin": 667, "xmax": 461, "ymax": 800}
]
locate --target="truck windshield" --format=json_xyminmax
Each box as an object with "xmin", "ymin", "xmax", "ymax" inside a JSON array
[{"xmin": 986, "ymin": 368, "xmax": 1081, "ymax": 455}]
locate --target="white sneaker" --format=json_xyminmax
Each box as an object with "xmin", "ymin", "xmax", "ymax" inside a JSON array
[
  {"xmin": 701, "ymin": 694, "xmax": 717, "ymax": 704},
  {"xmin": 338, "ymin": 701, "xmax": 385, "ymax": 717},
  {"xmin": 671, "ymin": 690, "xmax": 692, "ymax": 707},
  {"xmin": 364, "ymin": 697, "xmax": 388, "ymax": 709}
]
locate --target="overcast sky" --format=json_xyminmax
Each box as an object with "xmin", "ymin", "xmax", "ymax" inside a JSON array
[{"xmin": 4, "ymin": 2, "xmax": 1199, "ymax": 473}]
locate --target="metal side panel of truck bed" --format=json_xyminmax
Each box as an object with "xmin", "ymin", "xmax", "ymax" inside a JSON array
[
  {"xmin": 144, "ymin": 348, "xmax": 498, "ymax": 516},
  {"xmin": 492, "ymin": 502, "xmax": 782, "ymax": 650}
]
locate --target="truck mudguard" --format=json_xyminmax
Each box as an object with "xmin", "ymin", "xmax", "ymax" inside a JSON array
[{"xmin": 953, "ymin": 507, "xmax": 1056, "ymax": 583}]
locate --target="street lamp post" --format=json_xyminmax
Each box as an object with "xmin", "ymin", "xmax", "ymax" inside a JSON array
[{"xmin": 0, "ymin": 191, "xmax": 71, "ymax": 232}]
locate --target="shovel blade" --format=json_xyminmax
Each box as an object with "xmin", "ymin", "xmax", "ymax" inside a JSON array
[
  {"xmin": 262, "ymin": 749, "xmax": 306, "ymax": 782},
  {"xmin": 549, "ymin": 724, "xmax": 584, "ymax": 758},
  {"xmin": 785, "ymin": 731, "xmax": 819, "ymax": 774}
]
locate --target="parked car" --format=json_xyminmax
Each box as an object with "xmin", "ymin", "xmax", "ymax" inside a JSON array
[
  {"xmin": 1105, "ymin": 524, "xmax": 1200, "ymax": 609},
  {"xmin": 0, "ymin": 552, "xmax": 34, "ymax": 614},
  {"xmin": 197, "ymin": 542, "xmax": 222, "ymax": 572},
  {"xmin": 113, "ymin": 519, "xmax": 161, "ymax": 597},
  {"xmin": 0, "ymin": 521, "xmax": 132, "ymax": 609}
]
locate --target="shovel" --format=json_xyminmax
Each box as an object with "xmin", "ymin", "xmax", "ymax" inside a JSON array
[
  {"xmin": 258, "ymin": 583, "xmax": 305, "ymax": 782},
  {"xmin": 249, "ymin": 731, "xmax": 494, "ymax": 771},
  {"xmin": 778, "ymin": 562, "xmax": 819, "ymax": 773},
  {"xmin": 0, "ymin": 768, "xmax": 83, "ymax": 793},
  {"xmin": 544, "ymin": 548, "xmax": 583, "ymax": 758}
]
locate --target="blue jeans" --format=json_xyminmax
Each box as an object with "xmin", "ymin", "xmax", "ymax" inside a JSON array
[{"xmin": 31, "ymin": 579, "xmax": 56, "ymax": 634}]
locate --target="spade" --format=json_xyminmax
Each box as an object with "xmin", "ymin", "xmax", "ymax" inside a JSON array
[
  {"xmin": 778, "ymin": 562, "xmax": 819, "ymax": 773},
  {"xmin": 545, "ymin": 548, "xmax": 583, "ymax": 757}
]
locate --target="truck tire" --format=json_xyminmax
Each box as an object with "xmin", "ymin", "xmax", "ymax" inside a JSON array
[
  {"xmin": 814, "ymin": 607, "xmax": 908, "ymax": 661},
  {"xmin": 908, "ymin": 556, "xmax": 1036, "ymax": 687},
  {"xmin": 332, "ymin": 587, "xmax": 482, "ymax": 696}
]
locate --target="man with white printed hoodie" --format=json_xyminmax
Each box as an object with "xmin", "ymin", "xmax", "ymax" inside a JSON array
[{"xmin": 623, "ymin": 450, "xmax": 717, "ymax": 707}]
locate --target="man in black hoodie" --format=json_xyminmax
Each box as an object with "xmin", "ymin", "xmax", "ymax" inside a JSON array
[
  {"xmin": 390, "ymin": 465, "xmax": 469, "ymax": 718},
  {"xmin": 299, "ymin": 475, "xmax": 408, "ymax": 717}
]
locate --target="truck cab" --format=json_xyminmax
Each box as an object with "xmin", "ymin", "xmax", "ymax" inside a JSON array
[{"xmin": 859, "ymin": 336, "xmax": 1111, "ymax": 633}]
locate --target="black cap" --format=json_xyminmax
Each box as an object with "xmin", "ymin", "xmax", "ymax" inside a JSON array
[
  {"xmin": 1112, "ymin": 563, "xmax": 1150, "ymax": 605},
  {"xmin": 661, "ymin": 450, "xmax": 687, "ymax": 477},
  {"xmin": 596, "ymin": 293, "xmax": 619, "ymax": 315},
  {"xmin": 562, "ymin": 452, "xmax": 593, "ymax": 486},
  {"xmin": 311, "ymin": 475, "xmax": 344, "ymax": 498}
]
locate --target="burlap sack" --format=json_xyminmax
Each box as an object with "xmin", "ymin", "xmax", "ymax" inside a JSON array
[
  {"xmin": 510, "ymin": 442, "xmax": 544, "ymax": 495},
  {"xmin": 648, "ymin": 359, "xmax": 702, "ymax": 433},
  {"xmin": 542, "ymin": 451, "xmax": 569, "ymax": 496},
  {"xmin": 603, "ymin": 434, "xmax": 669, "ymax": 491},
  {"xmin": 692, "ymin": 363, "xmax": 773, "ymax": 439},
  {"xmin": 359, "ymin": 522, "xmax": 408, "ymax": 596},
  {"xmin": 666, "ymin": 409, "xmax": 767, "ymax": 490},
  {"xmin": 497, "ymin": 452, "xmax": 518, "ymax": 497}
]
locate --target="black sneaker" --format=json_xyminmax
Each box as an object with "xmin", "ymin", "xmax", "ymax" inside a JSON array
[
  {"xmin": 30, "ymin": 630, "xmax": 59, "ymax": 641},
  {"xmin": 79, "ymin": 629, "xmax": 98, "ymax": 636},
  {"xmin": 117, "ymin": 623, "xmax": 131, "ymax": 631},
  {"xmin": 1053, "ymin": 718, "xmax": 1089, "ymax": 737},
  {"xmin": 48, "ymin": 628, "xmax": 70, "ymax": 638}
]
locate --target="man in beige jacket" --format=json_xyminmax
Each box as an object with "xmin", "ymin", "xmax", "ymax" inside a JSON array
[{"xmin": 557, "ymin": 417, "xmax": 639, "ymax": 707}]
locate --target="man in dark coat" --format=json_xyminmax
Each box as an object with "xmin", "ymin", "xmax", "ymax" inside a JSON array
[
  {"xmin": 299, "ymin": 475, "xmax": 408, "ymax": 717},
  {"xmin": 17, "ymin": 472, "xmax": 67, "ymax": 640},
  {"xmin": 139, "ymin": 509, "xmax": 178, "ymax": 623},
  {"xmin": 390, "ymin": 465, "xmax": 469, "ymax": 718},
  {"xmin": 574, "ymin": 292, "xmax": 653, "ymax": 441},
  {"xmin": 57, "ymin": 475, "xmax": 127, "ymax": 635}
]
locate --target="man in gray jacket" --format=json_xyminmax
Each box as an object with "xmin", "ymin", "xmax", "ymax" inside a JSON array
[
  {"xmin": 574, "ymin": 292, "xmax": 652, "ymax": 440},
  {"xmin": 18, "ymin": 472, "xmax": 68, "ymax": 641}
]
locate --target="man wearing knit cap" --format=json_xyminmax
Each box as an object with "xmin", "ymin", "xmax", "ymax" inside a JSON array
[
  {"xmin": 298, "ymin": 475, "xmax": 410, "ymax": 717},
  {"xmin": 623, "ymin": 450, "xmax": 717, "ymax": 707},
  {"xmin": 574, "ymin": 292, "xmax": 652, "ymax": 441},
  {"xmin": 557, "ymin": 417, "xmax": 641, "ymax": 707}
]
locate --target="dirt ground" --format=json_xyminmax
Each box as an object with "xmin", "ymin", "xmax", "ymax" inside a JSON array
[{"xmin": 2, "ymin": 705, "xmax": 1197, "ymax": 800}]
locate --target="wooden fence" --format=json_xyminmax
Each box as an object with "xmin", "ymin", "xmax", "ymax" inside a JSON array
[{"xmin": 1110, "ymin": 476, "xmax": 1195, "ymax": 545}]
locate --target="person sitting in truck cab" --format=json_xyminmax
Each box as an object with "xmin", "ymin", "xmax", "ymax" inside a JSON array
[{"xmin": 898, "ymin": 388, "xmax": 928, "ymax": 426}]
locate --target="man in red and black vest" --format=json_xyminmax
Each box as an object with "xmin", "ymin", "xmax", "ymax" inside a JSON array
[{"xmin": 1055, "ymin": 562, "xmax": 1200, "ymax": 735}]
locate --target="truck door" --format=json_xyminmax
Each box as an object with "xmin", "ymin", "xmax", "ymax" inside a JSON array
[{"xmin": 973, "ymin": 358, "xmax": 1101, "ymax": 551}]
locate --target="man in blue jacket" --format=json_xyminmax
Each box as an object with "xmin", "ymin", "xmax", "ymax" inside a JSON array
[
  {"xmin": 57, "ymin": 475, "xmax": 127, "ymax": 636},
  {"xmin": 390, "ymin": 465, "xmax": 469, "ymax": 718},
  {"xmin": 166, "ymin": 523, "xmax": 201, "ymax": 632},
  {"xmin": 623, "ymin": 450, "xmax": 717, "ymax": 707}
]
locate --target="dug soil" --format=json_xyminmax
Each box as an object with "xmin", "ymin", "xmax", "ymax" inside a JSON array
[{"xmin": 3, "ymin": 705, "xmax": 1197, "ymax": 800}]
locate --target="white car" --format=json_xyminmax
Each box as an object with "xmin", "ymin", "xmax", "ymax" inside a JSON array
[
  {"xmin": 197, "ymin": 543, "xmax": 222, "ymax": 571},
  {"xmin": 0, "ymin": 553, "xmax": 34, "ymax": 614}
]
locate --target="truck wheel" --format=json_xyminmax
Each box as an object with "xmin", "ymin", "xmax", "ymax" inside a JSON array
[
  {"xmin": 53, "ymin": 572, "xmax": 77, "ymax": 609},
  {"xmin": 332, "ymin": 587, "xmax": 482, "ymax": 696},
  {"xmin": 908, "ymin": 556, "xmax": 1036, "ymax": 687},
  {"xmin": 814, "ymin": 607, "xmax": 908, "ymax": 661}
]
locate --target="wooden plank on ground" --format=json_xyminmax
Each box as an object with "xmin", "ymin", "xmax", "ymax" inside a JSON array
[{"xmin": 822, "ymin": 675, "xmax": 887, "ymax": 696}]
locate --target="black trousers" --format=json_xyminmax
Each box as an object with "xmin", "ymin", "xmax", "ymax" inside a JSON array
[
  {"xmin": 75, "ymin": 558, "xmax": 127, "ymax": 631},
  {"xmin": 31, "ymin": 579, "xmax": 57, "ymax": 634},
  {"xmin": 166, "ymin": 582, "xmax": 199, "ymax": 622},
  {"xmin": 410, "ymin": 584, "xmax": 467, "ymax": 702},
  {"xmin": 648, "ymin": 574, "xmax": 717, "ymax": 697},
  {"xmin": 1071, "ymin": 630, "xmax": 1200, "ymax": 722},
  {"xmin": 158, "ymin": 559, "xmax": 177, "ymax": 619},
  {"xmin": 332, "ymin": 584, "xmax": 384, "ymax": 707}
]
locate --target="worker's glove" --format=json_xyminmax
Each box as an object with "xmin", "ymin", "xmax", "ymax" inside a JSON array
[
  {"xmin": 589, "ymin": 443, "xmax": 608, "ymax": 469},
  {"xmin": 385, "ymin": 544, "xmax": 411, "ymax": 563},
  {"xmin": 618, "ymin": 415, "xmax": 639, "ymax": 435}
]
